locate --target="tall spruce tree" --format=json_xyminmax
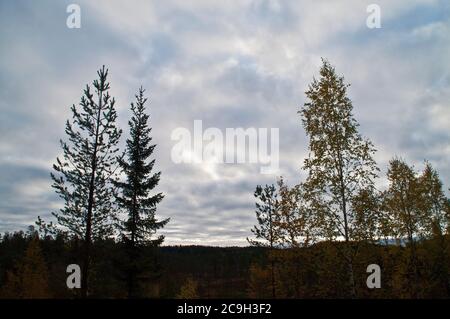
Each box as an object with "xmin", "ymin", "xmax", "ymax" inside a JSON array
[
  {"xmin": 300, "ymin": 59, "xmax": 379, "ymax": 297},
  {"xmin": 51, "ymin": 66, "xmax": 122, "ymax": 297},
  {"xmin": 114, "ymin": 87, "xmax": 168, "ymax": 298}
]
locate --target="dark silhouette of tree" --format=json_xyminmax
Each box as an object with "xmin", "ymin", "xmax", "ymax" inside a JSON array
[
  {"xmin": 351, "ymin": 187, "xmax": 383, "ymax": 243},
  {"xmin": 383, "ymin": 159, "xmax": 450, "ymax": 297},
  {"xmin": 384, "ymin": 159, "xmax": 423, "ymax": 241},
  {"xmin": 383, "ymin": 158, "xmax": 422, "ymax": 296},
  {"xmin": 299, "ymin": 59, "xmax": 379, "ymax": 298},
  {"xmin": 248, "ymin": 178, "xmax": 318, "ymax": 299},
  {"xmin": 51, "ymin": 66, "xmax": 122, "ymax": 298},
  {"xmin": 248, "ymin": 184, "xmax": 281, "ymax": 248},
  {"xmin": 275, "ymin": 179, "xmax": 315, "ymax": 248},
  {"xmin": 114, "ymin": 87, "xmax": 169, "ymax": 298},
  {"xmin": 248, "ymin": 183, "xmax": 282, "ymax": 298},
  {"xmin": 417, "ymin": 162, "xmax": 450, "ymax": 294},
  {"xmin": 418, "ymin": 161, "xmax": 449, "ymax": 238}
]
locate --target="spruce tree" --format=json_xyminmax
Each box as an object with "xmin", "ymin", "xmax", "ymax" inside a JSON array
[
  {"xmin": 51, "ymin": 66, "xmax": 122, "ymax": 297},
  {"xmin": 114, "ymin": 87, "xmax": 168, "ymax": 298},
  {"xmin": 300, "ymin": 59, "xmax": 379, "ymax": 297}
]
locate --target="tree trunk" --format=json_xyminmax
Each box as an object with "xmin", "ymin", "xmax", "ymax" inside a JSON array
[
  {"xmin": 81, "ymin": 89, "xmax": 103, "ymax": 298},
  {"xmin": 337, "ymin": 151, "xmax": 356, "ymax": 298},
  {"xmin": 271, "ymin": 258, "xmax": 276, "ymax": 298},
  {"xmin": 347, "ymin": 257, "xmax": 356, "ymax": 298}
]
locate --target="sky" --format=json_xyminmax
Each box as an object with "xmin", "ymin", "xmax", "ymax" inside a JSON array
[{"xmin": 0, "ymin": 0, "xmax": 449, "ymax": 246}]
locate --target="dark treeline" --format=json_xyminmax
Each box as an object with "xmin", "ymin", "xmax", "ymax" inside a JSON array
[
  {"xmin": 0, "ymin": 231, "xmax": 262, "ymax": 298},
  {"xmin": 1, "ymin": 230, "xmax": 450, "ymax": 298},
  {"xmin": 0, "ymin": 61, "xmax": 449, "ymax": 299}
]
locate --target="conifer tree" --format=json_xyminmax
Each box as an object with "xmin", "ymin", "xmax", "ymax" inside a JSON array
[
  {"xmin": 248, "ymin": 183, "xmax": 282, "ymax": 298},
  {"xmin": 248, "ymin": 184, "xmax": 281, "ymax": 248},
  {"xmin": 51, "ymin": 66, "xmax": 122, "ymax": 297},
  {"xmin": 114, "ymin": 87, "xmax": 168, "ymax": 298},
  {"xmin": 300, "ymin": 59, "xmax": 379, "ymax": 297}
]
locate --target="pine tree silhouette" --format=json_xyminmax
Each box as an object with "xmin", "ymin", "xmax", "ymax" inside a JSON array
[{"xmin": 51, "ymin": 66, "xmax": 122, "ymax": 297}]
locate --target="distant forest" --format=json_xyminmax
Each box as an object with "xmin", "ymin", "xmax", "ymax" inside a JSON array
[
  {"xmin": 0, "ymin": 60, "xmax": 448, "ymax": 299},
  {"xmin": 1, "ymin": 233, "xmax": 450, "ymax": 298}
]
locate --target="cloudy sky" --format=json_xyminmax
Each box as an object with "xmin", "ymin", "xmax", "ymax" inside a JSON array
[{"xmin": 0, "ymin": 0, "xmax": 449, "ymax": 246}]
